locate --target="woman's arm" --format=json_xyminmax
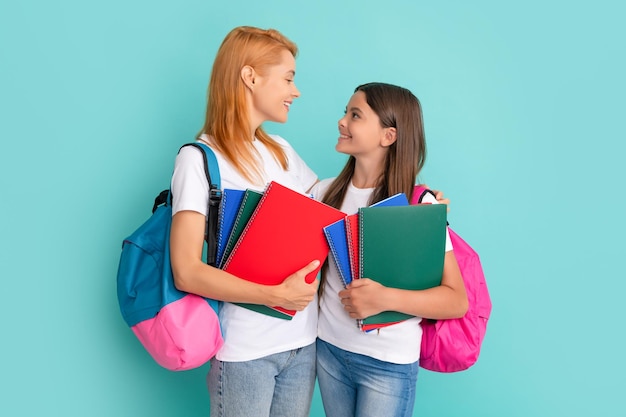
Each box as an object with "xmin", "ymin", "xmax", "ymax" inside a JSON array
[
  {"xmin": 339, "ymin": 250, "xmax": 468, "ymax": 320},
  {"xmin": 170, "ymin": 210, "xmax": 319, "ymax": 311}
]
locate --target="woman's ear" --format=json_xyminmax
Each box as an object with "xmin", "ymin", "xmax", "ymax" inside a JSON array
[
  {"xmin": 382, "ymin": 127, "xmax": 397, "ymax": 147},
  {"xmin": 241, "ymin": 65, "xmax": 256, "ymax": 91}
]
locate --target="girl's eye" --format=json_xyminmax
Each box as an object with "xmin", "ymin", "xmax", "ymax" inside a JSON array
[
  {"xmin": 286, "ymin": 79, "xmax": 294, "ymax": 83},
  {"xmin": 351, "ymin": 112, "xmax": 360, "ymax": 119}
]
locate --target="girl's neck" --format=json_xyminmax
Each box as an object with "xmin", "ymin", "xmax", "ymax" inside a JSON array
[{"xmin": 351, "ymin": 158, "xmax": 384, "ymax": 189}]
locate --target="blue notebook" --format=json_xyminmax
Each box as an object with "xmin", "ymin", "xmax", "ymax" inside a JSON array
[
  {"xmin": 216, "ymin": 189, "xmax": 246, "ymax": 267},
  {"xmin": 220, "ymin": 189, "xmax": 264, "ymax": 269},
  {"xmin": 373, "ymin": 192, "xmax": 409, "ymax": 207},
  {"xmin": 323, "ymin": 219, "xmax": 352, "ymax": 286},
  {"xmin": 323, "ymin": 192, "xmax": 409, "ymax": 286}
]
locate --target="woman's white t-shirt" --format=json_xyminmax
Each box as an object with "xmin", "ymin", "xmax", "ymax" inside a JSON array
[
  {"xmin": 171, "ymin": 134, "xmax": 318, "ymax": 362},
  {"xmin": 311, "ymin": 178, "xmax": 453, "ymax": 364}
]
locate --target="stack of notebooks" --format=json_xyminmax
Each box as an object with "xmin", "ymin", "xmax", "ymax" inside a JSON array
[
  {"xmin": 323, "ymin": 193, "xmax": 448, "ymax": 331},
  {"xmin": 216, "ymin": 181, "xmax": 346, "ymax": 319}
]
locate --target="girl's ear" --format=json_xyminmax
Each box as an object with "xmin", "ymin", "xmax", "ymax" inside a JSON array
[
  {"xmin": 241, "ymin": 65, "xmax": 256, "ymax": 91},
  {"xmin": 382, "ymin": 127, "xmax": 397, "ymax": 147}
]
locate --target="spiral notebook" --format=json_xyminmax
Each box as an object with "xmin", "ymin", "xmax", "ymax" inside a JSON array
[
  {"xmin": 216, "ymin": 189, "xmax": 246, "ymax": 267},
  {"xmin": 323, "ymin": 219, "xmax": 352, "ymax": 286},
  {"xmin": 324, "ymin": 193, "xmax": 409, "ymax": 286},
  {"xmin": 358, "ymin": 204, "xmax": 447, "ymax": 327},
  {"xmin": 219, "ymin": 189, "xmax": 263, "ymax": 268},
  {"xmin": 222, "ymin": 181, "xmax": 346, "ymax": 318}
]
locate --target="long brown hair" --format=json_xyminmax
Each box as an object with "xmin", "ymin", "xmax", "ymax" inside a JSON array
[
  {"xmin": 322, "ymin": 82, "xmax": 426, "ymax": 208},
  {"xmin": 198, "ymin": 26, "xmax": 298, "ymax": 184},
  {"xmin": 320, "ymin": 83, "xmax": 427, "ymax": 294}
]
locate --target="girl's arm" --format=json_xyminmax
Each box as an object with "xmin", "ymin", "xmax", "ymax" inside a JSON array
[
  {"xmin": 339, "ymin": 250, "xmax": 468, "ymax": 320},
  {"xmin": 170, "ymin": 210, "xmax": 319, "ymax": 311}
]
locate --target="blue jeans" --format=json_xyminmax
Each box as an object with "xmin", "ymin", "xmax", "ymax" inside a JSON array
[
  {"xmin": 207, "ymin": 342, "xmax": 316, "ymax": 417},
  {"xmin": 316, "ymin": 338, "xmax": 419, "ymax": 417}
]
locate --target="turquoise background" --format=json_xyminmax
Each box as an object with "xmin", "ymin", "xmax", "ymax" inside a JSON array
[{"xmin": 2, "ymin": 0, "xmax": 624, "ymax": 416}]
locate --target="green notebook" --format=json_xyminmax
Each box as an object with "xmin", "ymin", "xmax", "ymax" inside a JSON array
[{"xmin": 358, "ymin": 204, "xmax": 447, "ymax": 326}]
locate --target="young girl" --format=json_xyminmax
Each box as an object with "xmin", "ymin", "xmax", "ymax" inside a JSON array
[
  {"xmin": 169, "ymin": 26, "xmax": 321, "ymax": 417},
  {"xmin": 311, "ymin": 82, "xmax": 469, "ymax": 417}
]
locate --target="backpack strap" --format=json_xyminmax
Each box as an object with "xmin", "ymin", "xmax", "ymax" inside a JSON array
[
  {"xmin": 411, "ymin": 185, "xmax": 436, "ymax": 205},
  {"xmin": 152, "ymin": 189, "xmax": 171, "ymax": 213},
  {"xmin": 185, "ymin": 142, "xmax": 221, "ymax": 190},
  {"xmin": 179, "ymin": 142, "xmax": 222, "ymax": 267},
  {"xmin": 412, "ymin": 185, "xmax": 450, "ymax": 227}
]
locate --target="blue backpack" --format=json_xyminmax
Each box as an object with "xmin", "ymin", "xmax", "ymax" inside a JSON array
[{"xmin": 117, "ymin": 142, "xmax": 224, "ymax": 371}]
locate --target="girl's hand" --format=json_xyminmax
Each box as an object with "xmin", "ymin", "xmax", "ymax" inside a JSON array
[
  {"xmin": 338, "ymin": 278, "xmax": 386, "ymax": 319},
  {"xmin": 273, "ymin": 260, "xmax": 320, "ymax": 311}
]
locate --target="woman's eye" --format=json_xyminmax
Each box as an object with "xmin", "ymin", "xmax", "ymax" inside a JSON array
[{"xmin": 351, "ymin": 112, "xmax": 359, "ymax": 119}]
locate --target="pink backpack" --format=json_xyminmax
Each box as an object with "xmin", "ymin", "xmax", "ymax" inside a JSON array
[{"xmin": 412, "ymin": 186, "xmax": 492, "ymax": 372}]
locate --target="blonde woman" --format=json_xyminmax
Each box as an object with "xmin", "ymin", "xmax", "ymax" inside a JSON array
[{"xmin": 169, "ymin": 26, "xmax": 320, "ymax": 417}]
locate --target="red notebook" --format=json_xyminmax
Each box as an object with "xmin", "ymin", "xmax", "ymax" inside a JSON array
[
  {"xmin": 222, "ymin": 181, "xmax": 346, "ymax": 317},
  {"xmin": 345, "ymin": 213, "xmax": 360, "ymax": 282}
]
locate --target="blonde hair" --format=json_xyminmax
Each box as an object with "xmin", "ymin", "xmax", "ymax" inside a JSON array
[{"xmin": 198, "ymin": 26, "xmax": 298, "ymax": 184}]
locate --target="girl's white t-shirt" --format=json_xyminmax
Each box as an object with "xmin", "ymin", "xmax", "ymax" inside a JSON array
[
  {"xmin": 171, "ymin": 134, "xmax": 318, "ymax": 362},
  {"xmin": 310, "ymin": 178, "xmax": 453, "ymax": 364}
]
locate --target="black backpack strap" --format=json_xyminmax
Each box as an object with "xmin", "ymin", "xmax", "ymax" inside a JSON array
[
  {"xmin": 152, "ymin": 190, "xmax": 170, "ymax": 213},
  {"xmin": 178, "ymin": 142, "xmax": 222, "ymax": 267}
]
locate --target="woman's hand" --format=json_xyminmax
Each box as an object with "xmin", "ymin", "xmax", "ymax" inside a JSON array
[
  {"xmin": 432, "ymin": 189, "xmax": 449, "ymax": 206},
  {"xmin": 272, "ymin": 260, "xmax": 320, "ymax": 311},
  {"xmin": 338, "ymin": 278, "xmax": 386, "ymax": 319},
  {"xmin": 417, "ymin": 183, "xmax": 450, "ymax": 211}
]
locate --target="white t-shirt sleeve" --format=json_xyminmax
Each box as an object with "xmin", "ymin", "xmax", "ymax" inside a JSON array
[
  {"xmin": 309, "ymin": 177, "xmax": 334, "ymax": 201},
  {"xmin": 171, "ymin": 145, "xmax": 210, "ymax": 216}
]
